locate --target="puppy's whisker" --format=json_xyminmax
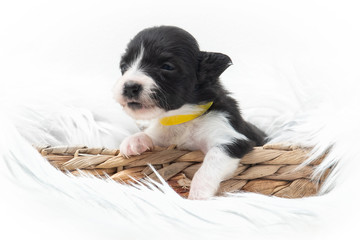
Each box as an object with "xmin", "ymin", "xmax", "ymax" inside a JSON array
[
  {"xmin": 157, "ymin": 88, "xmax": 171, "ymax": 110},
  {"xmin": 151, "ymin": 86, "xmax": 171, "ymax": 110}
]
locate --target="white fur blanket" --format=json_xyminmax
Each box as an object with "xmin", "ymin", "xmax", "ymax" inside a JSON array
[{"xmin": 1, "ymin": 1, "xmax": 360, "ymax": 239}]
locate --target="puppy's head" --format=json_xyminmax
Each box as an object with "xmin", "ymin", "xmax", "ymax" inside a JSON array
[{"xmin": 113, "ymin": 26, "xmax": 232, "ymax": 120}]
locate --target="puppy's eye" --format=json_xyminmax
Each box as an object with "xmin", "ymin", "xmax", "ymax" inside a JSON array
[
  {"xmin": 161, "ymin": 63, "xmax": 175, "ymax": 71},
  {"xmin": 120, "ymin": 63, "xmax": 129, "ymax": 73}
]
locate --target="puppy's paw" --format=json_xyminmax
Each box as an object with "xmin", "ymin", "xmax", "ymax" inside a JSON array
[
  {"xmin": 187, "ymin": 147, "xmax": 240, "ymax": 200},
  {"xmin": 119, "ymin": 132, "xmax": 154, "ymax": 157},
  {"xmin": 188, "ymin": 173, "xmax": 218, "ymax": 200}
]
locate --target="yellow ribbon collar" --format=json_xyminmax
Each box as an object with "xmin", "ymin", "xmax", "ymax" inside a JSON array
[{"xmin": 159, "ymin": 101, "xmax": 213, "ymax": 126}]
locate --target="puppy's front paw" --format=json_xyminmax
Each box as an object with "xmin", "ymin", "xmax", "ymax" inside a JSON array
[
  {"xmin": 188, "ymin": 172, "xmax": 218, "ymax": 200},
  {"xmin": 119, "ymin": 132, "xmax": 154, "ymax": 157},
  {"xmin": 187, "ymin": 147, "xmax": 241, "ymax": 200}
]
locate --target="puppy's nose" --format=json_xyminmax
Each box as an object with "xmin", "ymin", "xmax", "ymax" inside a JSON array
[{"xmin": 123, "ymin": 81, "xmax": 143, "ymax": 98}]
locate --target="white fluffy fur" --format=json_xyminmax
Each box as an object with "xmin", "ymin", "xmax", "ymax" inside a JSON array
[{"xmin": 1, "ymin": 0, "xmax": 360, "ymax": 239}]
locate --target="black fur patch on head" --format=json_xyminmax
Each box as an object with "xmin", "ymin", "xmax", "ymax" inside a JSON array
[
  {"xmin": 121, "ymin": 26, "xmax": 235, "ymax": 110},
  {"xmin": 121, "ymin": 26, "xmax": 201, "ymax": 110}
]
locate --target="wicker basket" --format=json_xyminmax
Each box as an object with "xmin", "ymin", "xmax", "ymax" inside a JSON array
[{"xmin": 35, "ymin": 143, "xmax": 329, "ymax": 198}]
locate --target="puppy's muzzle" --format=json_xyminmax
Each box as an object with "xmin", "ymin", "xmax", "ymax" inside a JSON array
[{"xmin": 123, "ymin": 81, "xmax": 143, "ymax": 99}]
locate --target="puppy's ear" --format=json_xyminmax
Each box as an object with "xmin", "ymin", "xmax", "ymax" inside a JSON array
[{"xmin": 197, "ymin": 51, "xmax": 232, "ymax": 82}]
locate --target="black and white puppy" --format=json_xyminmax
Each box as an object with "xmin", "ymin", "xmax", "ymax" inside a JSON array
[{"xmin": 113, "ymin": 26, "xmax": 265, "ymax": 200}]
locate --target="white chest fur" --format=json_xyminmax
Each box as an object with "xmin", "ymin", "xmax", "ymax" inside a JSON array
[{"xmin": 145, "ymin": 111, "xmax": 248, "ymax": 154}]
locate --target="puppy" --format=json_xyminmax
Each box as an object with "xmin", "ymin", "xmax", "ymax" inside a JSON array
[{"xmin": 113, "ymin": 26, "xmax": 266, "ymax": 200}]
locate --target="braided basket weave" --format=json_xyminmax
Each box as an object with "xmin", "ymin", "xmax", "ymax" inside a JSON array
[{"xmin": 35, "ymin": 143, "xmax": 329, "ymax": 198}]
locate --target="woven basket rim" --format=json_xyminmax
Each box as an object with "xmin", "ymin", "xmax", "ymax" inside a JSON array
[{"xmin": 35, "ymin": 143, "xmax": 330, "ymax": 198}]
